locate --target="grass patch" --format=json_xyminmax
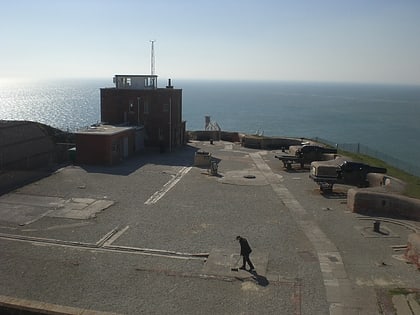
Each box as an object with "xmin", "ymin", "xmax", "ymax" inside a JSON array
[
  {"xmin": 388, "ymin": 288, "xmax": 412, "ymax": 296},
  {"xmin": 338, "ymin": 150, "xmax": 420, "ymax": 199}
]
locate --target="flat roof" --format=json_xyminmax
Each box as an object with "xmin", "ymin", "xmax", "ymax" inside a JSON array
[
  {"xmin": 75, "ymin": 125, "xmax": 134, "ymax": 136},
  {"xmin": 114, "ymin": 74, "xmax": 158, "ymax": 78}
]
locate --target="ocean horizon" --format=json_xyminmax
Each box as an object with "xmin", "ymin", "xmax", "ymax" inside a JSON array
[{"xmin": 1, "ymin": 78, "xmax": 419, "ymax": 175}]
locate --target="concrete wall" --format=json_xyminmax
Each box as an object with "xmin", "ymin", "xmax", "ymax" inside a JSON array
[
  {"xmin": 405, "ymin": 233, "xmax": 420, "ymax": 269},
  {"xmin": 347, "ymin": 189, "xmax": 420, "ymax": 221},
  {"xmin": 242, "ymin": 135, "xmax": 302, "ymax": 149},
  {"xmin": 188, "ymin": 131, "xmax": 221, "ymax": 141},
  {"xmin": 221, "ymin": 131, "xmax": 240, "ymax": 142},
  {"xmin": 366, "ymin": 173, "xmax": 407, "ymax": 194},
  {"xmin": 0, "ymin": 121, "xmax": 57, "ymax": 170}
]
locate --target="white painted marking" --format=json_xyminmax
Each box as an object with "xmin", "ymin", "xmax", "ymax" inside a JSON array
[
  {"xmin": 0, "ymin": 232, "xmax": 206, "ymax": 260},
  {"xmin": 103, "ymin": 225, "xmax": 130, "ymax": 246},
  {"xmin": 145, "ymin": 166, "xmax": 192, "ymax": 205}
]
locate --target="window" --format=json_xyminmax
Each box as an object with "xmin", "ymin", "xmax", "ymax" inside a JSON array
[
  {"xmin": 129, "ymin": 102, "xmax": 134, "ymax": 113},
  {"xmin": 163, "ymin": 103, "xmax": 169, "ymax": 112},
  {"xmin": 144, "ymin": 77, "xmax": 156, "ymax": 88}
]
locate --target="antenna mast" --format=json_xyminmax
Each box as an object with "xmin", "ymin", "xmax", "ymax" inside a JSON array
[{"xmin": 150, "ymin": 40, "xmax": 155, "ymax": 75}]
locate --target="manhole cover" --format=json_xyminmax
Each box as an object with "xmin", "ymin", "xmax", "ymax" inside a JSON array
[{"xmin": 243, "ymin": 175, "xmax": 256, "ymax": 179}]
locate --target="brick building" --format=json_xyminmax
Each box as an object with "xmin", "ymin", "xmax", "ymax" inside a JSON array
[
  {"xmin": 100, "ymin": 75, "xmax": 186, "ymax": 151},
  {"xmin": 75, "ymin": 125, "xmax": 140, "ymax": 165}
]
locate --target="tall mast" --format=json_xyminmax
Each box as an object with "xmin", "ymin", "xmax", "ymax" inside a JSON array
[{"xmin": 150, "ymin": 40, "xmax": 155, "ymax": 75}]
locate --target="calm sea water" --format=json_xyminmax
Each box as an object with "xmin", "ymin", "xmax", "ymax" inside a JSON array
[{"xmin": 1, "ymin": 78, "xmax": 419, "ymax": 170}]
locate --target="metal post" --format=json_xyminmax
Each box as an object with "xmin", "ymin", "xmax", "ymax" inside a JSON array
[
  {"xmin": 373, "ymin": 220, "xmax": 381, "ymax": 233},
  {"xmin": 137, "ymin": 97, "xmax": 140, "ymax": 126},
  {"xmin": 169, "ymin": 97, "xmax": 172, "ymax": 153}
]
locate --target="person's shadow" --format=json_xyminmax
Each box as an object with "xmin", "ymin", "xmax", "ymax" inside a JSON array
[{"xmin": 249, "ymin": 270, "xmax": 269, "ymax": 287}]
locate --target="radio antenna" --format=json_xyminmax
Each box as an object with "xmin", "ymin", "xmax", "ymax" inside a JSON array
[{"xmin": 150, "ymin": 40, "xmax": 156, "ymax": 75}]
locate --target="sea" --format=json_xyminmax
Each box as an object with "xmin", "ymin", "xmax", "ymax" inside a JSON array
[{"xmin": 1, "ymin": 78, "xmax": 419, "ymax": 175}]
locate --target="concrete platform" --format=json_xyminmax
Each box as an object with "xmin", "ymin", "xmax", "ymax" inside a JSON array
[
  {"xmin": 0, "ymin": 193, "xmax": 114, "ymax": 224},
  {"xmin": 0, "ymin": 140, "xmax": 419, "ymax": 314},
  {"xmin": 202, "ymin": 248, "xmax": 269, "ymax": 279}
]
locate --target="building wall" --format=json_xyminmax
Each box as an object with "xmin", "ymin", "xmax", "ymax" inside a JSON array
[
  {"xmin": 75, "ymin": 130, "xmax": 135, "ymax": 165},
  {"xmin": 100, "ymin": 88, "xmax": 184, "ymax": 149}
]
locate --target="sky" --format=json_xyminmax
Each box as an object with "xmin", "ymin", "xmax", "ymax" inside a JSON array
[{"xmin": 1, "ymin": 0, "xmax": 420, "ymax": 85}]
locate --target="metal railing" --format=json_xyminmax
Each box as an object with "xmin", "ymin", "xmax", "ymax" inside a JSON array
[{"xmin": 313, "ymin": 137, "xmax": 420, "ymax": 177}]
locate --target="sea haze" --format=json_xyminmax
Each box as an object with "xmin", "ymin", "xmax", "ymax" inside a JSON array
[{"xmin": 1, "ymin": 78, "xmax": 419, "ymax": 168}]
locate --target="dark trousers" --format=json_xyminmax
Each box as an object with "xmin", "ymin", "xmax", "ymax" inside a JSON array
[{"xmin": 242, "ymin": 254, "xmax": 255, "ymax": 269}]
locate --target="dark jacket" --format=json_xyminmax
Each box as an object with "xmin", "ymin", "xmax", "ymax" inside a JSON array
[{"xmin": 239, "ymin": 237, "xmax": 252, "ymax": 256}]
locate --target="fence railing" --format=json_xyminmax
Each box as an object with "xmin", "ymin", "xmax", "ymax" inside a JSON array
[{"xmin": 313, "ymin": 137, "xmax": 420, "ymax": 177}]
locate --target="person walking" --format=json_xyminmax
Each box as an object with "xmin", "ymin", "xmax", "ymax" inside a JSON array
[{"xmin": 236, "ymin": 236, "xmax": 255, "ymax": 271}]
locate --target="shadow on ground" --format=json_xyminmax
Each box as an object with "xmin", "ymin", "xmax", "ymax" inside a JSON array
[{"xmin": 79, "ymin": 144, "xmax": 199, "ymax": 176}]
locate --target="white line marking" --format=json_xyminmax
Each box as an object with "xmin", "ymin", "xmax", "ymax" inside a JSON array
[
  {"xmin": 95, "ymin": 227, "xmax": 119, "ymax": 246},
  {"xmin": 103, "ymin": 225, "xmax": 130, "ymax": 246},
  {"xmin": 145, "ymin": 166, "xmax": 192, "ymax": 205}
]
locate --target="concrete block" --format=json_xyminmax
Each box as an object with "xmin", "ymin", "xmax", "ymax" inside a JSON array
[
  {"xmin": 405, "ymin": 233, "xmax": 420, "ymax": 269},
  {"xmin": 347, "ymin": 189, "xmax": 420, "ymax": 220},
  {"xmin": 194, "ymin": 151, "xmax": 211, "ymax": 166}
]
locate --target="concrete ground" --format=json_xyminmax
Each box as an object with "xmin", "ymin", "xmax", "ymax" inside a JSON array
[{"xmin": 0, "ymin": 140, "xmax": 419, "ymax": 315}]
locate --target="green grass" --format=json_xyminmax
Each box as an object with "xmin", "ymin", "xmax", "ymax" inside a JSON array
[
  {"xmin": 338, "ymin": 150, "xmax": 420, "ymax": 199},
  {"xmin": 388, "ymin": 288, "xmax": 412, "ymax": 295}
]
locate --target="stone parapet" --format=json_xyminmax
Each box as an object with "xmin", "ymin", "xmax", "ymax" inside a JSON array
[
  {"xmin": 366, "ymin": 173, "xmax": 406, "ymax": 193},
  {"xmin": 241, "ymin": 135, "xmax": 302, "ymax": 149},
  {"xmin": 347, "ymin": 189, "xmax": 420, "ymax": 220}
]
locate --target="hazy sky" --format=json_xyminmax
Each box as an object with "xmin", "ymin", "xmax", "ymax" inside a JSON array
[{"xmin": 1, "ymin": 0, "xmax": 420, "ymax": 84}]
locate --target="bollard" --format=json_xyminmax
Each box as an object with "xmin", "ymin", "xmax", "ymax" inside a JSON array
[
  {"xmin": 210, "ymin": 161, "xmax": 218, "ymax": 175},
  {"xmin": 210, "ymin": 139, "xmax": 213, "ymax": 145},
  {"xmin": 373, "ymin": 220, "xmax": 381, "ymax": 233}
]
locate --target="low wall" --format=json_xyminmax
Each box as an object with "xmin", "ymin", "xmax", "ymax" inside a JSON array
[
  {"xmin": 366, "ymin": 173, "xmax": 406, "ymax": 194},
  {"xmin": 187, "ymin": 131, "xmax": 303, "ymax": 149},
  {"xmin": 347, "ymin": 189, "xmax": 420, "ymax": 220},
  {"xmin": 221, "ymin": 131, "xmax": 240, "ymax": 142},
  {"xmin": 188, "ymin": 130, "xmax": 241, "ymax": 142},
  {"xmin": 0, "ymin": 121, "xmax": 61, "ymax": 170},
  {"xmin": 242, "ymin": 135, "xmax": 302, "ymax": 149},
  {"xmin": 405, "ymin": 233, "xmax": 420, "ymax": 269},
  {"xmin": 188, "ymin": 130, "xmax": 221, "ymax": 141}
]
